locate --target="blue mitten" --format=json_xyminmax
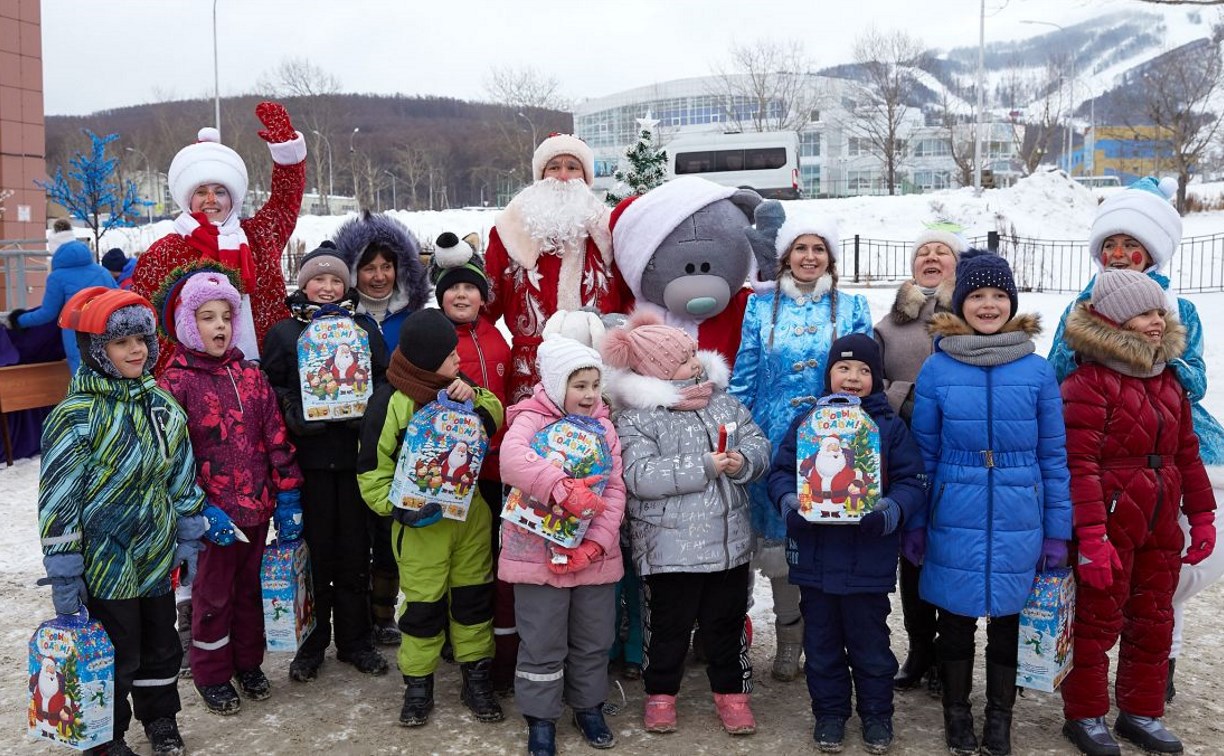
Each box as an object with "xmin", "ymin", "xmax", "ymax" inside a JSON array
[
  {"xmin": 177, "ymin": 513, "xmax": 209, "ymax": 542},
  {"xmin": 780, "ymin": 493, "xmax": 801, "ymax": 513},
  {"xmin": 174, "ymin": 539, "xmax": 205, "ymax": 585},
  {"xmin": 859, "ymin": 498, "xmax": 900, "ymax": 538},
  {"xmin": 37, "ymin": 553, "xmax": 88, "ymax": 616},
  {"xmin": 392, "ymin": 502, "xmax": 443, "ymax": 529},
  {"xmin": 201, "ymin": 504, "xmax": 239, "ymax": 546},
  {"xmin": 275, "ymin": 490, "xmax": 304, "ymax": 542}
]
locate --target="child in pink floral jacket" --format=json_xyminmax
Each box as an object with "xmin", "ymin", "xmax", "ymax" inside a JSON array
[
  {"xmin": 499, "ymin": 335, "xmax": 626, "ymax": 755},
  {"xmin": 155, "ymin": 265, "xmax": 303, "ymax": 715}
]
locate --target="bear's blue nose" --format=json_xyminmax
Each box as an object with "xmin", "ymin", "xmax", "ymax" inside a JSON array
[{"xmin": 686, "ymin": 297, "xmax": 717, "ymax": 315}]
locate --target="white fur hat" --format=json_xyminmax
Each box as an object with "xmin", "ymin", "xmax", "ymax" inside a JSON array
[
  {"xmin": 910, "ymin": 225, "xmax": 966, "ymax": 263},
  {"xmin": 537, "ymin": 335, "xmax": 603, "ymax": 411},
  {"xmin": 609, "ymin": 176, "xmax": 737, "ymax": 300},
  {"xmin": 1087, "ymin": 176, "xmax": 1181, "ymax": 272},
  {"xmin": 774, "ymin": 211, "xmax": 840, "ymax": 262},
  {"xmin": 167, "ymin": 127, "xmax": 249, "ymax": 216},
  {"xmin": 532, "ymin": 133, "xmax": 595, "ymax": 187}
]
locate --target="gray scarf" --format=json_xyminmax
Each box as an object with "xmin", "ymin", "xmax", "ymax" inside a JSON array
[
  {"xmin": 1095, "ymin": 354, "xmax": 1166, "ymax": 379},
  {"xmin": 938, "ymin": 330, "xmax": 1035, "ymax": 367}
]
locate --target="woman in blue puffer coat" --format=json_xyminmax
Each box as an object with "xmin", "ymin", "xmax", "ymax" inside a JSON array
[
  {"xmin": 908, "ymin": 250, "xmax": 1071, "ymax": 756},
  {"xmin": 7, "ymin": 240, "xmax": 115, "ymax": 372},
  {"xmin": 729, "ymin": 209, "xmax": 871, "ymax": 682}
]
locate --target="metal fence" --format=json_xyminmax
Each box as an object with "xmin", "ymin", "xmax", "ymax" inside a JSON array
[
  {"xmin": 0, "ymin": 241, "xmax": 53, "ymax": 310},
  {"xmin": 842, "ymin": 232, "xmax": 1224, "ymax": 294}
]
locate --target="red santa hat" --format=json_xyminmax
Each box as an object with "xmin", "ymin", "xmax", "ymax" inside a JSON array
[
  {"xmin": 609, "ymin": 176, "xmax": 737, "ymax": 301},
  {"xmin": 532, "ymin": 133, "xmax": 595, "ymax": 187},
  {"xmin": 167, "ymin": 127, "xmax": 249, "ymax": 215}
]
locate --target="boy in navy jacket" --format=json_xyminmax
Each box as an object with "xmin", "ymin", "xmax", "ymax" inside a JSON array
[{"xmin": 769, "ymin": 334, "xmax": 926, "ymax": 754}]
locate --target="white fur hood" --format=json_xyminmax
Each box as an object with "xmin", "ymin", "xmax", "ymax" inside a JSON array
[{"xmin": 605, "ymin": 350, "xmax": 729, "ymax": 410}]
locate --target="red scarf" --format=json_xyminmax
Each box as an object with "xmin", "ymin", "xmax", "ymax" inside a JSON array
[{"xmin": 183, "ymin": 212, "xmax": 257, "ymax": 294}]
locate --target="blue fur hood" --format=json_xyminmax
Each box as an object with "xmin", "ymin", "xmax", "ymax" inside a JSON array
[{"xmin": 332, "ymin": 211, "xmax": 430, "ymax": 317}]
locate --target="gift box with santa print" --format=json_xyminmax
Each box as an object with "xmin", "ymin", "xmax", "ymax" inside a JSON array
[
  {"xmin": 261, "ymin": 539, "xmax": 317, "ymax": 652},
  {"xmin": 502, "ymin": 414, "xmax": 613, "ymax": 548},
  {"xmin": 27, "ymin": 611, "xmax": 114, "ymax": 751},
  {"xmin": 296, "ymin": 308, "xmax": 374, "ymax": 421},
  {"xmin": 1017, "ymin": 567, "xmax": 1076, "ymax": 692},
  {"xmin": 388, "ymin": 389, "xmax": 488, "ymax": 521},
  {"xmin": 795, "ymin": 394, "xmax": 882, "ymax": 523}
]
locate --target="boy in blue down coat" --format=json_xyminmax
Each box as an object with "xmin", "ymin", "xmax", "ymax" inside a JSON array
[
  {"xmin": 909, "ymin": 250, "xmax": 1072, "ymax": 756},
  {"xmin": 769, "ymin": 334, "xmax": 926, "ymax": 754}
]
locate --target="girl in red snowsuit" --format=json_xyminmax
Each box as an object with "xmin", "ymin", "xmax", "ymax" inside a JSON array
[{"xmin": 1059, "ymin": 270, "xmax": 1215, "ymax": 756}]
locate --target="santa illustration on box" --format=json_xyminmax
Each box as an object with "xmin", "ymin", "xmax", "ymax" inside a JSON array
[
  {"xmin": 29, "ymin": 656, "xmax": 72, "ymax": 737},
  {"xmin": 800, "ymin": 435, "xmax": 864, "ymax": 518}
]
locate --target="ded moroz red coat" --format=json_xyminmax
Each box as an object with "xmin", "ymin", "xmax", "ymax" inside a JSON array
[
  {"xmin": 1058, "ymin": 301, "xmax": 1215, "ymax": 720},
  {"xmin": 483, "ymin": 200, "xmax": 620, "ymax": 404}
]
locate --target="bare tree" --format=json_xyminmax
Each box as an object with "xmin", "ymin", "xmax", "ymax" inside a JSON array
[
  {"xmin": 1125, "ymin": 40, "xmax": 1223, "ymax": 211},
  {"xmin": 255, "ymin": 57, "xmax": 343, "ymax": 212},
  {"xmin": 847, "ymin": 27, "xmax": 927, "ymax": 195},
  {"xmin": 484, "ymin": 66, "xmax": 569, "ymax": 111},
  {"xmin": 708, "ymin": 39, "xmax": 822, "ymax": 134}
]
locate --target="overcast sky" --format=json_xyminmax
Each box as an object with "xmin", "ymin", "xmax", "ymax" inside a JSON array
[{"xmin": 42, "ymin": 0, "xmax": 1195, "ymax": 116}]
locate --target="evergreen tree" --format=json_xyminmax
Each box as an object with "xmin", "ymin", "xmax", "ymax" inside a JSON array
[
  {"xmin": 36, "ymin": 130, "xmax": 150, "ymax": 257},
  {"xmin": 60, "ymin": 652, "xmax": 85, "ymax": 741},
  {"xmin": 606, "ymin": 117, "xmax": 668, "ymax": 206}
]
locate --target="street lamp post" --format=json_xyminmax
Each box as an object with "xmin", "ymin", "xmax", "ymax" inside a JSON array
[
  {"xmin": 349, "ymin": 127, "xmax": 361, "ymax": 208},
  {"xmin": 974, "ymin": 0, "xmax": 985, "ymax": 194},
  {"xmin": 516, "ymin": 112, "xmax": 538, "ymax": 149},
  {"xmin": 212, "ymin": 0, "xmax": 221, "ymax": 137},
  {"xmin": 385, "ymin": 171, "xmax": 397, "ymax": 210},
  {"xmin": 310, "ymin": 129, "xmax": 334, "ymax": 214},
  {"xmin": 125, "ymin": 147, "xmax": 155, "ymax": 223}
]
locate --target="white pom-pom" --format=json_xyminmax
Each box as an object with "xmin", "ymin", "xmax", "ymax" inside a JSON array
[
  {"xmin": 433, "ymin": 238, "xmax": 474, "ymax": 269},
  {"xmin": 1157, "ymin": 176, "xmax": 1178, "ymax": 200},
  {"xmin": 197, "ymin": 127, "xmax": 221, "ymax": 144}
]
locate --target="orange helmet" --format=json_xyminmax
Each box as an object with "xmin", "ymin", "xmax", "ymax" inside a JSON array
[{"xmin": 59, "ymin": 287, "xmax": 157, "ymax": 334}]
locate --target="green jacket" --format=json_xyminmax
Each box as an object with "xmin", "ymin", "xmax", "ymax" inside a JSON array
[
  {"xmin": 38, "ymin": 370, "xmax": 206, "ymax": 599},
  {"xmin": 357, "ymin": 383, "xmax": 503, "ymax": 517}
]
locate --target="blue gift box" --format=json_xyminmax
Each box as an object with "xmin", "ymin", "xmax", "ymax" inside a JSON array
[
  {"xmin": 1017, "ymin": 567, "xmax": 1076, "ymax": 692},
  {"xmin": 262, "ymin": 539, "xmax": 317, "ymax": 652},
  {"xmin": 27, "ymin": 611, "xmax": 114, "ymax": 751}
]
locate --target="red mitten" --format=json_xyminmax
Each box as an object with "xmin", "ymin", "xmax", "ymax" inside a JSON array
[
  {"xmin": 1183, "ymin": 512, "xmax": 1216, "ymax": 565},
  {"xmin": 558, "ymin": 475, "xmax": 606, "ymax": 519},
  {"xmin": 547, "ymin": 541, "xmax": 604, "ymax": 575},
  {"xmin": 255, "ymin": 101, "xmax": 297, "ymax": 144},
  {"xmin": 1075, "ymin": 524, "xmax": 1121, "ymax": 590}
]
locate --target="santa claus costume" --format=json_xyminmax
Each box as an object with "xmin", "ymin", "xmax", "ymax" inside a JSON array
[
  {"xmin": 132, "ymin": 101, "xmax": 307, "ymax": 376},
  {"xmin": 483, "ymin": 134, "xmax": 622, "ymax": 403}
]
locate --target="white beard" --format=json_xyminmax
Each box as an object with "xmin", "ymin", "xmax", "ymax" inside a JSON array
[
  {"xmin": 814, "ymin": 448, "xmax": 846, "ymax": 482},
  {"xmin": 334, "ymin": 348, "xmax": 354, "ymax": 374},
  {"xmin": 446, "ymin": 447, "xmax": 468, "ymax": 470},
  {"xmin": 516, "ymin": 178, "xmax": 605, "ymax": 251},
  {"xmin": 38, "ymin": 663, "xmax": 57, "ymax": 701}
]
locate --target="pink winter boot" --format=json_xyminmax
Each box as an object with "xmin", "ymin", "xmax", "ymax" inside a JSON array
[
  {"xmin": 644, "ymin": 694, "xmax": 677, "ymax": 733},
  {"xmin": 714, "ymin": 693, "xmax": 757, "ymax": 735}
]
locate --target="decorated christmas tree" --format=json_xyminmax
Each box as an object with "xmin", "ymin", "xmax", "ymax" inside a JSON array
[
  {"xmin": 606, "ymin": 114, "xmax": 668, "ymax": 205},
  {"xmin": 60, "ymin": 651, "xmax": 85, "ymax": 741}
]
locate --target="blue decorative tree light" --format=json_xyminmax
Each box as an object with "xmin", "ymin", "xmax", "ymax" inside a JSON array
[{"xmin": 36, "ymin": 130, "xmax": 150, "ymax": 257}]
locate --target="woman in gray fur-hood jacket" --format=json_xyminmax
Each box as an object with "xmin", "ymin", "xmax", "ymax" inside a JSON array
[{"xmin": 606, "ymin": 348, "xmax": 771, "ymax": 578}]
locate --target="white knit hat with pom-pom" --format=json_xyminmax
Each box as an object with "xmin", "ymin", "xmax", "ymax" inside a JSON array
[
  {"xmin": 537, "ymin": 335, "xmax": 604, "ymax": 411},
  {"xmin": 543, "ymin": 309, "xmax": 608, "ymax": 351},
  {"xmin": 1088, "ymin": 176, "xmax": 1181, "ymax": 272},
  {"xmin": 167, "ymin": 127, "xmax": 249, "ymax": 216}
]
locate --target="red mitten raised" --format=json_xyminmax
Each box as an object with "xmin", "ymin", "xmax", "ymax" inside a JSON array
[
  {"xmin": 1076, "ymin": 524, "xmax": 1121, "ymax": 590},
  {"xmin": 546, "ymin": 541, "xmax": 604, "ymax": 575},
  {"xmin": 255, "ymin": 101, "xmax": 297, "ymax": 144},
  {"xmin": 1184, "ymin": 512, "xmax": 1216, "ymax": 565},
  {"xmin": 558, "ymin": 475, "xmax": 606, "ymax": 519}
]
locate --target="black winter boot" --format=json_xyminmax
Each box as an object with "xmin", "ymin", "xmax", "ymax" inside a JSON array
[
  {"xmin": 1114, "ymin": 712, "xmax": 1184, "ymax": 754},
  {"xmin": 573, "ymin": 705, "xmax": 615, "ymax": 748},
  {"xmin": 460, "ymin": 659, "xmax": 504, "ymax": 722},
  {"xmin": 526, "ymin": 716, "xmax": 557, "ymax": 756},
  {"xmin": 895, "ymin": 641, "xmax": 934, "ymax": 691},
  {"xmin": 143, "ymin": 717, "xmax": 185, "ymax": 755},
  {"xmin": 195, "ymin": 681, "xmax": 242, "ymax": 715},
  {"xmin": 941, "ymin": 659, "xmax": 978, "ymax": 756},
  {"xmin": 399, "ymin": 674, "xmax": 435, "ymax": 727},
  {"xmin": 980, "ymin": 662, "xmax": 1018, "ymax": 755},
  {"xmin": 1166, "ymin": 657, "xmax": 1177, "ymax": 703}
]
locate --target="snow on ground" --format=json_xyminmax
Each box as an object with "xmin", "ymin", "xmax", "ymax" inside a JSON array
[{"xmin": 9, "ymin": 171, "xmax": 1224, "ymax": 752}]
